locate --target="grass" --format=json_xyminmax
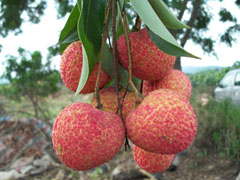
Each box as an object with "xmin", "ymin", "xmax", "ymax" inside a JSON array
[
  {"xmin": 0, "ymin": 85, "xmax": 93, "ymax": 122},
  {"xmin": 190, "ymin": 87, "xmax": 240, "ymax": 164},
  {"xmin": 1, "ymin": 83, "xmax": 240, "ymax": 165}
]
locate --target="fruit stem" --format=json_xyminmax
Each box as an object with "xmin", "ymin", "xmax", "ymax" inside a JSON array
[
  {"xmin": 122, "ymin": 7, "xmax": 141, "ymax": 105},
  {"xmin": 112, "ymin": 0, "xmax": 130, "ymax": 151},
  {"xmin": 95, "ymin": 0, "xmax": 112, "ymax": 109},
  {"xmin": 133, "ymin": 14, "xmax": 142, "ymax": 32}
]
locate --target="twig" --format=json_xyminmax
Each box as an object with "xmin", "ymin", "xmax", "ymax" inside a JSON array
[
  {"xmin": 139, "ymin": 169, "xmax": 158, "ymax": 180},
  {"xmin": 116, "ymin": 85, "xmax": 129, "ymax": 115},
  {"xmin": 94, "ymin": 0, "xmax": 112, "ymax": 109},
  {"xmin": 122, "ymin": 7, "xmax": 141, "ymax": 105},
  {"xmin": 133, "ymin": 14, "xmax": 142, "ymax": 31},
  {"xmin": 112, "ymin": 0, "xmax": 130, "ymax": 151}
]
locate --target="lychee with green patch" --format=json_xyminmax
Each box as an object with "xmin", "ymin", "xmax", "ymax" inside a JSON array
[
  {"xmin": 133, "ymin": 145, "xmax": 175, "ymax": 173},
  {"xmin": 52, "ymin": 102, "xmax": 125, "ymax": 170},
  {"xmin": 126, "ymin": 89, "xmax": 197, "ymax": 155},
  {"xmin": 143, "ymin": 69, "xmax": 192, "ymax": 100},
  {"xmin": 60, "ymin": 41, "xmax": 110, "ymax": 94},
  {"xmin": 117, "ymin": 28, "xmax": 176, "ymax": 81}
]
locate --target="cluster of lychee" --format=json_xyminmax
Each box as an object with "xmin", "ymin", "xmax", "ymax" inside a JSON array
[{"xmin": 52, "ymin": 28, "xmax": 197, "ymax": 173}]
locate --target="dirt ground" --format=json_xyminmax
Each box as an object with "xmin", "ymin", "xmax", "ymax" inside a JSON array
[
  {"xmin": 161, "ymin": 148, "xmax": 239, "ymax": 180},
  {"xmin": 30, "ymin": 145, "xmax": 239, "ymax": 180},
  {"xmin": 0, "ymin": 88, "xmax": 239, "ymax": 180}
]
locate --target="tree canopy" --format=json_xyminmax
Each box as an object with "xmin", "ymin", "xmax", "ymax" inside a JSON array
[
  {"xmin": 2, "ymin": 48, "xmax": 60, "ymax": 120},
  {"xmin": 0, "ymin": 0, "xmax": 74, "ymax": 37},
  {"xmin": 1, "ymin": 0, "xmax": 240, "ymax": 69}
]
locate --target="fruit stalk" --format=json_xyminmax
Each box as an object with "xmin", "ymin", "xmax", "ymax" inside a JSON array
[
  {"xmin": 95, "ymin": 0, "xmax": 112, "ymax": 109},
  {"xmin": 133, "ymin": 14, "xmax": 142, "ymax": 32},
  {"xmin": 122, "ymin": 7, "xmax": 141, "ymax": 104},
  {"xmin": 112, "ymin": 0, "xmax": 130, "ymax": 151}
]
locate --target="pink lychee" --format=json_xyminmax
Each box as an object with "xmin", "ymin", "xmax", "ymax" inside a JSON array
[
  {"xmin": 133, "ymin": 145, "xmax": 175, "ymax": 173},
  {"xmin": 126, "ymin": 89, "xmax": 197, "ymax": 155},
  {"xmin": 52, "ymin": 103, "xmax": 125, "ymax": 170},
  {"xmin": 60, "ymin": 41, "xmax": 110, "ymax": 94},
  {"xmin": 91, "ymin": 87, "xmax": 140, "ymax": 119},
  {"xmin": 117, "ymin": 28, "xmax": 176, "ymax": 81},
  {"xmin": 143, "ymin": 69, "xmax": 192, "ymax": 100}
]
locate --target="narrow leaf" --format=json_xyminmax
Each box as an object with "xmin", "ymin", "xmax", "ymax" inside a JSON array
[
  {"xmin": 58, "ymin": 4, "xmax": 80, "ymax": 43},
  {"xmin": 75, "ymin": 45, "xmax": 89, "ymax": 95},
  {"xmin": 58, "ymin": 4, "xmax": 80, "ymax": 54},
  {"xmin": 148, "ymin": 0, "xmax": 190, "ymax": 29},
  {"xmin": 130, "ymin": 0, "xmax": 200, "ymax": 59},
  {"xmin": 148, "ymin": 28, "xmax": 200, "ymax": 58},
  {"xmin": 75, "ymin": 0, "xmax": 106, "ymax": 94}
]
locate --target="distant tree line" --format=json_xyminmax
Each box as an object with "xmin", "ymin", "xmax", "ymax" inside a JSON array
[{"xmin": 189, "ymin": 60, "xmax": 240, "ymax": 87}]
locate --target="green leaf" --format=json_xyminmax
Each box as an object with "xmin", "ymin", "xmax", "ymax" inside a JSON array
[
  {"xmin": 60, "ymin": 30, "xmax": 79, "ymax": 45},
  {"xmin": 130, "ymin": 0, "xmax": 200, "ymax": 59},
  {"xmin": 77, "ymin": 0, "xmax": 82, "ymax": 12},
  {"xmin": 75, "ymin": 45, "xmax": 89, "ymax": 96},
  {"xmin": 58, "ymin": 4, "xmax": 80, "ymax": 43},
  {"xmin": 102, "ymin": 44, "xmax": 141, "ymax": 89},
  {"xmin": 58, "ymin": 4, "xmax": 80, "ymax": 54},
  {"xmin": 58, "ymin": 30, "xmax": 79, "ymax": 54},
  {"xmin": 147, "ymin": 28, "xmax": 200, "ymax": 58},
  {"xmin": 148, "ymin": 0, "xmax": 189, "ymax": 29},
  {"xmin": 75, "ymin": 0, "xmax": 106, "ymax": 94}
]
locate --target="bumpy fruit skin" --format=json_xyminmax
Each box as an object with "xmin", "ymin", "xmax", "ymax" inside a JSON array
[
  {"xmin": 60, "ymin": 41, "xmax": 110, "ymax": 94},
  {"xmin": 126, "ymin": 89, "xmax": 197, "ymax": 155},
  {"xmin": 91, "ymin": 87, "xmax": 140, "ymax": 119},
  {"xmin": 143, "ymin": 69, "xmax": 192, "ymax": 100},
  {"xmin": 133, "ymin": 145, "xmax": 175, "ymax": 173},
  {"xmin": 117, "ymin": 28, "xmax": 176, "ymax": 81},
  {"xmin": 52, "ymin": 103, "xmax": 125, "ymax": 171}
]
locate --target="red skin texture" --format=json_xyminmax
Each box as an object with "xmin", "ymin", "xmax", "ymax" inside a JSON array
[
  {"xmin": 133, "ymin": 145, "xmax": 175, "ymax": 173},
  {"xmin": 117, "ymin": 28, "xmax": 176, "ymax": 81},
  {"xmin": 52, "ymin": 103, "xmax": 125, "ymax": 171},
  {"xmin": 143, "ymin": 69, "xmax": 192, "ymax": 101},
  {"xmin": 60, "ymin": 41, "xmax": 110, "ymax": 94},
  {"xmin": 126, "ymin": 89, "xmax": 197, "ymax": 155},
  {"xmin": 91, "ymin": 87, "xmax": 140, "ymax": 119}
]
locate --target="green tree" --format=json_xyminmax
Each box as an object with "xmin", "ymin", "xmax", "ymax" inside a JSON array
[
  {"xmin": 2, "ymin": 48, "xmax": 60, "ymax": 121},
  {"xmin": 1, "ymin": 1, "xmax": 240, "ymax": 71},
  {"xmin": 163, "ymin": 0, "xmax": 240, "ymax": 70},
  {"xmin": 0, "ymin": 0, "xmax": 74, "ymax": 37}
]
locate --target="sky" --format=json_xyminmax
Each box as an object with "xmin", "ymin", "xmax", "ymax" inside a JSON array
[{"xmin": 0, "ymin": 1, "xmax": 239, "ymax": 77}]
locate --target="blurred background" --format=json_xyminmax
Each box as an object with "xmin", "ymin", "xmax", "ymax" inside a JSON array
[{"xmin": 0, "ymin": 0, "xmax": 240, "ymax": 179}]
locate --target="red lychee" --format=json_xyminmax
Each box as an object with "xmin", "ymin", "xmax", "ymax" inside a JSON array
[
  {"xmin": 143, "ymin": 69, "xmax": 192, "ymax": 100},
  {"xmin": 133, "ymin": 145, "xmax": 175, "ymax": 173},
  {"xmin": 91, "ymin": 87, "xmax": 140, "ymax": 119},
  {"xmin": 52, "ymin": 103, "xmax": 125, "ymax": 171},
  {"xmin": 126, "ymin": 89, "xmax": 197, "ymax": 155},
  {"xmin": 117, "ymin": 28, "xmax": 176, "ymax": 81},
  {"xmin": 60, "ymin": 41, "xmax": 110, "ymax": 94}
]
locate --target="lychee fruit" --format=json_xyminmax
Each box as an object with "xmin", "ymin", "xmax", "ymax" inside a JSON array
[
  {"xmin": 91, "ymin": 87, "xmax": 140, "ymax": 119},
  {"xmin": 143, "ymin": 69, "xmax": 192, "ymax": 100},
  {"xmin": 117, "ymin": 28, "xmax": 176, "ymax": 81},
  {"xmin": 52, "ymin": 102, "xmax": 125, "ymax": 171},
  {"xmin": 126, "ymin": 89, "xmax": 197, "ymax": 155},
  {"xmin": 60, "ymin": 41, "xmax": 110, "ymax": 94},
  {"xmin": 133, "ymin": 145, "xmax": 175, "ymax": 173}
]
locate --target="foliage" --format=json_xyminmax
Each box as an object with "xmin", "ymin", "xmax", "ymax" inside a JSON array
[
  {"xmin": 1, "ymin": 1, "xmax": 240, "ymax": 71},
  {"xmin": 1, "ymin": 48, "xmax": 60, "ymax": 120},
  {"xmin": 189, "ymin": 60, "xmax": 240, "ymax": 87},
  {"xmin": 0, "ymin": 0, "xmax": 46, "ymax": 37},
  {"xmin": 58, "ymin": 0, "xmax": 200, "ymax": 94},
  {"xmin": 0, "ymin": 0, "xmax": 76, "ymax": 37},
  {"xmin": 192, "ymin": 95, "xmax": 240, "ymax": 163},
  {"xmin": 190, "ymin": 61, "xmax": 240, "ymax": 164}
]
